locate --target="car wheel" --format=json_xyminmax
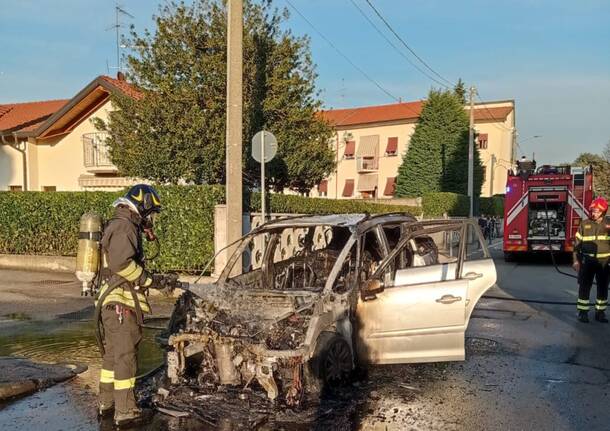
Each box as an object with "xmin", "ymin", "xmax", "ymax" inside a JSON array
[
  {"xmin": 504, "ymin": 252, "xmax": 515, "ymax": 262},
  {"xmin": 309, "ymin": 332, "xmax": 353, "ymax": 391}
]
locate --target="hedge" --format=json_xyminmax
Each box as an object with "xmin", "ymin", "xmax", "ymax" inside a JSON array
[
  {"xmin": 421, "ymin": 192, "xmax": 470, "ymax": 217},
  {"xmin": 0, "ymin": 186, "xmax": 421, "ymax": 272},
  {"xmin": 0, "ymin": 186, "xmax": 224, "ymax": 272},
  {"xmin": 479, "ymin": 195, "xmax": 504, "ymax": 217},
  {"xmin": 250, "ymin": 192, "xmax": 421, "ymax": 217}
]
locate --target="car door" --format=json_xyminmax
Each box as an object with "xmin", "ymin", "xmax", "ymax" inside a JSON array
[
  {"xmin": 461, "ymin": 221, "xmax": 497, "ymax": 321},
  {"xmin": 356, "ymin": 223, "xmax": 469, "ymax": 364}
]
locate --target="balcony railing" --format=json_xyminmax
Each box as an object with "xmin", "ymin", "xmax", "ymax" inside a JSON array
[
  {"xmin": 83, "ymin": 132, "xmax": 116, "ymax": 171},
  {"xmin": 357, "ymin": 157, "xmax": 378, "ymax": 172}
]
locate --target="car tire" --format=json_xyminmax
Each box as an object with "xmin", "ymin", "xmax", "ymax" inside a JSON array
[
  {"xmin": 504, "ymin": 252, "xmax": 515, "ymax": 262},
  {"xmin": 306, "ymin": 331, "xmax": 353, "ymax": 397}
]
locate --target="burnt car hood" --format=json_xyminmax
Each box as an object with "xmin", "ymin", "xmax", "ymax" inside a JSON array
[{"xmin": 183, "ymin": 282, "xmax": 319, "ymax": 335}]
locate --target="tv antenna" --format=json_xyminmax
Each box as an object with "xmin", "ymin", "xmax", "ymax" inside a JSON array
[{"xmin": 106, "ymin": 1, "xmax": 134, "ymax": 72}]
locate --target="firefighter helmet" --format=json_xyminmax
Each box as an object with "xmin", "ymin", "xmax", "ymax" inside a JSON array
[
  {"xmin": 124, "ymin": 184, "xmax": 162, "ymax": 217},
  {"xmin": 589, "ymin": 197, "xmax": 608, "ymax": 213}
]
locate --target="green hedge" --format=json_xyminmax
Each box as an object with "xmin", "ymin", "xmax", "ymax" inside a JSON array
[
  {"xmin": 479, "ymin": 195, "xmax": 504, "ymax": 217},
  {"xmin": 0, "ymin": 186, "xmax": 224, "ymax": 272},
  {"xmin": 250, "ymin": 192, "xmax": 421, "ymax": 217},
  {"xmin": 421, "ymin": 192, "xmax": 470, "ymax": 217},
  {"xmin": 0, "ymin": 186, "xmax": 421, "ymax": 272}
]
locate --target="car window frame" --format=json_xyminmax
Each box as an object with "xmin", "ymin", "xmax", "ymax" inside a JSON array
[
  {"xmin": 463, "ymin": 220, "xmax": 491, "ymax": 262},
  {"xmin": 370, "ymin": 221, "xmax": 467, "ymax": 285}
]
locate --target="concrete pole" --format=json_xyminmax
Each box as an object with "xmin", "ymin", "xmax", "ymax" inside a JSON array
[
  {"xmin": 226, "ymin": 0, "xmax": 243, "ymax": 271},
  {"xmin": 468, "ymin": 86, "xmax": 476, "ymax": 217},
  {"xmin": 490, "ymin": 153, "xmax": 496, "ymax": 197}
]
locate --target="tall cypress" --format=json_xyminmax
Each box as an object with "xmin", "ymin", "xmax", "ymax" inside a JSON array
[{"xmin": 395, "ymin": 89, "xmax": 484, "ymax": 197}]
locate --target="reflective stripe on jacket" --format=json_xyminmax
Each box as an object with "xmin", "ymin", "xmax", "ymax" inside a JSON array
[
  {"xmin": 95, "ymin": 280, "xmax": 151, "ymax": 314},
  {"xmin": 574, "ymin": 217, "xmax": 610, "ymax": 261},
  {"xmin": 96, "ymin": 205, "xmax": 153, "ymax": 314}
]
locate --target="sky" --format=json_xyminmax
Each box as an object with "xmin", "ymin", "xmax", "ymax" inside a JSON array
[{"xmin": 1, "ymin": 0, "xmax": 609, "ymax": 164}]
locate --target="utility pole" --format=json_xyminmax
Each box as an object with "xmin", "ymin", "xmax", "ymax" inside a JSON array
[
  {"xmin": 490, "ymin": 153, "xmax": 496, "ymax": 197},
  {"xmin": 468, "ymin": 86, "xmax": 476, "ymax": 218},
  {"xmin": 226, "ymin": 0, "xmax": 243, "ymax": 272}
]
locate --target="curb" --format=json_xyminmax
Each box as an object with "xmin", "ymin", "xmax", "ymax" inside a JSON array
[{"xmin": 0, "ymin": 254, "xmax": 76, "ymax": 273}]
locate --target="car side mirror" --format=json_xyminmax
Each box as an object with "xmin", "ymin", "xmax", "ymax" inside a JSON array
[{"xmin": 361, "ymin": 279, "xmax": 384, "ymax": 301}]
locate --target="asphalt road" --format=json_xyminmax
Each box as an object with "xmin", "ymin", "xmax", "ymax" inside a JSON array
[{"xmin": 1, "ymin": 243, "xmax": 610, "ymax": 430}]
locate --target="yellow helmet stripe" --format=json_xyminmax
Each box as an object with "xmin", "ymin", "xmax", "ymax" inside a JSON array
[{"xmin": 131, "ymin": 189, "xmax": 144, "ymax": 202}]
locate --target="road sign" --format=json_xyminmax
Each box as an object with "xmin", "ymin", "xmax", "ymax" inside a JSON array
[
  {"xmin": 251, "ymin": 130, "xmax": 277, "ymax": 163},
  {"xmin": 251, "ymin": 130, "xmax": 278, "ymax": 224}
]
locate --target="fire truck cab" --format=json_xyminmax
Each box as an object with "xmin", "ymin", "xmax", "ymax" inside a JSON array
[{"xmin": 503, "ymin": 161, "xmax": 593, "ymax": 261}]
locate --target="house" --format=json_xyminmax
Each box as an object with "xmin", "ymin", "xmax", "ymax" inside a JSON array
[
  {"xmin": 0, "ymin": 74, "xmax": 140, "ymax": 191},
  {"xmin": 316, "ymin": 99, "xmax": 515, "ymax": 199}
]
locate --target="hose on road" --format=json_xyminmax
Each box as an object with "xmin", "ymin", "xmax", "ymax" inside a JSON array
[{"xmin": 485, "ymin": 197, "xmax": 591, "ymax": 307}]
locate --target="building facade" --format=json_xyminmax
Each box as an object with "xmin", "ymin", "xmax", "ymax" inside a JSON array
[
  {"xmin": 0, "ymin": 75, "xmax": 140, "ymax": 191},
  {"xmin": 315, "ymin": 100, "xmax": 515, "ymax": 199}
]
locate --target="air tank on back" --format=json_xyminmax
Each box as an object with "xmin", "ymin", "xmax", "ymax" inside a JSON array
[{"xmin": 75, "ymin": 212, "xmax": 103, "ymax": 296}]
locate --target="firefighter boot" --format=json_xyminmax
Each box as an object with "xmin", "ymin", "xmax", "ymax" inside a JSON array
[
  {"xmin": 114, "ymin": 408, "xmax": 153, "ymax": 427},
  {"xmin": 97, "ymin": 402, "xmax": 114, "ymax": 418},
  {"xmin": 595, "ymin": 311, "xmax": 608, "ymax": 323},
  {"xmin": 578, "ymin": 310, "xmax": 590, "ymax": 323}
]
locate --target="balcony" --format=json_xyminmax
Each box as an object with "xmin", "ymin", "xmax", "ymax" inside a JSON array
[
  {"xmin": 357, "ymin": 156, "xmax": 378, "ymax": 172},
  {"xmin": 82, "ymin": 132, "xmax": 118, "ymax": 173}
]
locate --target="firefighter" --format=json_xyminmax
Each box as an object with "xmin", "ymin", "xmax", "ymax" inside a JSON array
[
  {"xmin": 573, "ymin": 197, "xmax": 610, "ymax": 323},
  {"xmin": 95, "ymin": 184, "xmax": 172, "ymax": 426}
]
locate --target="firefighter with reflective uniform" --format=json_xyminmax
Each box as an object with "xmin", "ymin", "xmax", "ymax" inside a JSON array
[
  {"xmin": 573, "ymin": 197, "xmax": 610, "ymax": 323},
  {"xmin": 95, "ymin": 184, "xmax": 167, "ymax": 426}
]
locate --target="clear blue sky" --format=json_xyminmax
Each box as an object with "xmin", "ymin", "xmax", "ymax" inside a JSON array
[{"xmin": 1, "ymin": 0, "xmax": 609, "ymax": 164}]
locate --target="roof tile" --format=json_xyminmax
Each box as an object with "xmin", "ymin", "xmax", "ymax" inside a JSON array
[
  {"xmin": 321, "ymin": 101, "xmax": 513, "ymax": 127},
  {"xmin": 0, "ymin": 99, "xmax": 68, "ymax": 133}
]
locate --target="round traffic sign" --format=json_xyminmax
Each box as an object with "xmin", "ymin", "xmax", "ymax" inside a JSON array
[{"xmin": 251, "ymin": 130, "xmax": 278, "ymax": 163}]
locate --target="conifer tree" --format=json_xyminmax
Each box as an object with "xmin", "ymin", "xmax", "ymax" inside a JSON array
[{"xmin": 395, "ymin": 89, "xmax": 484, "ymax": 197}]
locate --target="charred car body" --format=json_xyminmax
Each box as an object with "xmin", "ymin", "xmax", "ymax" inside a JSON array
[{"xmin": 161, "ymin": 214, "xmax": 496, "ymax": 406}]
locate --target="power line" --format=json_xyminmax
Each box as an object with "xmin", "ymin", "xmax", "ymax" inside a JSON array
[
  {"xmin": 348, "ymin": 0, "xmax": 449, "ymax": 89},
  {"xmin": 362, "ymin": 0, "xmax": 515, "ymax": 135},
  {"xmin": 285, "ymin": 0, "xmax": 400, "ymax": 103},
  {"xmin": 364, "ymin": 0, "xmax": 454, "ymax": 88}
]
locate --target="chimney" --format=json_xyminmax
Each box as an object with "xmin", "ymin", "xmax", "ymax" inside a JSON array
[{"xmin": 117, "ymin": 71, "xmax": 126, "ymax": 81}]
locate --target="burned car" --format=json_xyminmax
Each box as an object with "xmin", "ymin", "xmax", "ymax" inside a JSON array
[{"xmin": 161, "ymin": 214, "xmax": 496, "ymax": 406}]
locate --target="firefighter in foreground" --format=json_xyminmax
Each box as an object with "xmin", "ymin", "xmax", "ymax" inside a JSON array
[
  {"xmin": 95, "ymin": 184, "xmax": 176, "ymax": 426},
  {"xmin": 573, "ymin": 197, "xmax": 610, "ymax": 323}
]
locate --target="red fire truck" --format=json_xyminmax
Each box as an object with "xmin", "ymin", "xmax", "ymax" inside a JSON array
[{"xmin": 503, "ymin": 163, "xmax": 593, "ymax": 261}]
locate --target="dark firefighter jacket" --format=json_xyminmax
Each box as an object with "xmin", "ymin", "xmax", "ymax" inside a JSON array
[
  {"xmin": 95, "ymin": 205, "xmax": 153, "ymax": 314},
  {"xmin": 573, "ymin": 217, "xmax": 610, "ymax": 264}
]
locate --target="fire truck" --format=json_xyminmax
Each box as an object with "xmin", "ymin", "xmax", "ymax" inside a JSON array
[{"xmin": 503, "ymin": 162, "xmax": 593, "ymax": 261}]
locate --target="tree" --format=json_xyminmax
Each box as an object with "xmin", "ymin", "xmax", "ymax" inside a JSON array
[
  {"xmin": 395, "ymin": 89, "xmax": 484, "ymax": 197},
  {"xmin": 453, "ymin": 78, "xmax": 466, "ymax": 104},
  {"xmin": 95, "ymin": 0, "xmax": 335, "ymax": 193},
  {"xmin": 573, "ymin": 152, "xmax": 610, "ymax": 197}
]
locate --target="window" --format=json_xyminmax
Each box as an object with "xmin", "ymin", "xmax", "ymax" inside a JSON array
[
  {"xmin": 343, "ymin": 141, "xmax": 355, "ymax": 159},
  {"xmin": 383, "ymin": 177, "xmax": 396, "ymax": 196},
  {"xmin": 477, "ymin": 133, "xmax": 488, "ymax": 150},
  {"xmin": 465, "ymin": 223, "xmax": 489, "ymax": 261},
  {"xmin": 223, "ymin": 225, "xmax": 351, "ymax": 292},
  {"xmin": 361, "ymin": 229, "xmax": 386, "ymax": 280},
  {"xmin": 43, "ymin": 186, "xmax": 56, "ymax": 192},
  {"xmin": 342, "ymin": 179, "xmax": 354, "ymax": 197},
  {"xmin": 317, "ymin": 180, "xmax": 328, "ymax": 197},
  {"xmin": 385, "ymin": 137, "xmax": 398, "ymax": 156},
  {"xmin": 9, "ymin": 185, "xmax": 22, "ymax": 192}
]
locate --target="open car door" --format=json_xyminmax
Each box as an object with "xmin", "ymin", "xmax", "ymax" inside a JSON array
[{"xmin": 356, "ymin": 221, "xmax": 494, "ymax": 365}]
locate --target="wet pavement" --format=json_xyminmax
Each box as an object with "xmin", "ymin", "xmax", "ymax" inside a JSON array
[{"xmin": 2, "ymin": 242, "xmax": 610, "ymax": 430}]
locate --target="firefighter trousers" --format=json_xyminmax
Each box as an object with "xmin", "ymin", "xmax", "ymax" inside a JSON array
[
  {"xmin": 577, "ymin": 258, "xmax": 609, "ymax": 312},
  {"xmin": 99, "ymin": 306, "xmax": 142, "ymax": 414}
]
